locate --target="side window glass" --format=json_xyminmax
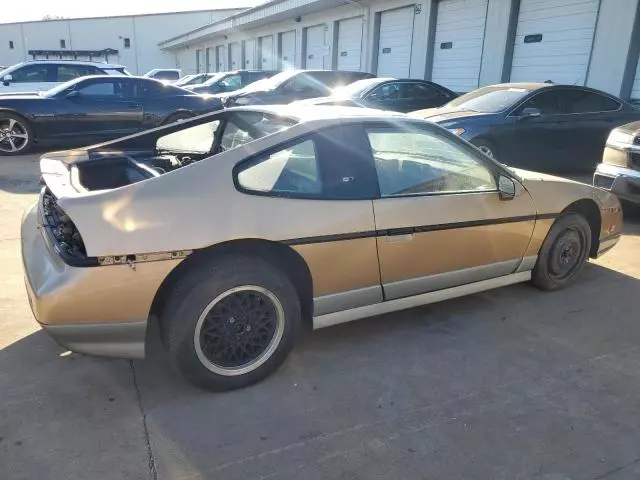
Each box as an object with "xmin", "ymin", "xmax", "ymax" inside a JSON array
[
  {"xmin": 367, "ymin": 129, "xmax": 496, "ymax": 196},
  {"xmin": 516, "ymin": 91, "xmax": 563, "ymax": 115},
  {"xmin": 369, "ymin": 83, "xmax": 400, "ymax": 101},
  {"xmin": 221, "ymin": 112, "xmax": 297, "ymax": 151},
  {"xmin": 11, "ymin": 65, "xmax": 51, "ymax": 83},
  {"xmin": 221, "ymin": 74, "xmax": 242, "ymax": 89},
  {"xmin": 78, "ymin": 81, "xmax": 116, "ymax": 97},
  {"xmin": 405, "ymin": 83, "xmax": 449, "ymax": 101},
  {"xmin": 156, "ymin": 120, "xmax": 221, "ymax": 153},
  {"xmin": 563, "ymin": 90, "xmax": 621, "ymax": 113},
  {"xmin": 237, "ymin": 140, "xmax": 321, "ymax": 195},
  {"xmin": 134, "ymin": 81, "xmax": 163, "ymax": 98},
  {"xmin": 57, "ymin": 65, "xmax": 92, "ymax": 82}
]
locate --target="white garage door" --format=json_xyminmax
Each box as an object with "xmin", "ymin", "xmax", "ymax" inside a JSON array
[
  {"xmin": 305, "ymin": 25, "xmax": 327, "ymax": 69},
  {"xmin": 215, "ymin": 45, "xmax": 226, "ymax": 72},
  {"xmin": 229, "ymin": 42, "xmax": 242, "ymax": 70},
  {"xmin": 377, "ymin": 6, "xmax": 415, "ymax": 78},
  {"xmin": 244, "ymin": 39, "xmax": 256, "ymax": 69},
  {"xmin": 280, "ymin": 30, "xmax": 296, "ymax": 69},
  {"xmin": 431, "ymin": 0, "xmax": 488, "ymax": 93},
  {"xmin": 259, "ymin": 35, "xmax": 275, "ymax": 70},
  {"xmin": 510, "ymin": 0, "xmax": 600, "ymax": 85},
  {"xmin": 337, "ymin": 17, "xmax": 364, "ymax": 71}
]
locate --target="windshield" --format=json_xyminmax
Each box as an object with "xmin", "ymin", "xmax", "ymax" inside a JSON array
[
  {"xmin": 445, "ymin": 86, "xmax": 533, "ymax": 113},
  {"xmin": 180, "ymin": 74, "xmax": 215, "ymax": 86},
  {"xmin": 242, "ymin": 70, "xmax": 299, "ymax": 93},
  {"xmin": 0, "ymin": 64, "xmax": 19, "ymax": 77},
  {"xmin": 201, "ymin": 73, "xmax": 228, "ymax": 87},
  {"xmin": 42, "ymin": 77, "xmax": 85, "ymax": 97},
  {"xmin": 331, "ymin": 78, "xmax": 387, "ymax": 98}
]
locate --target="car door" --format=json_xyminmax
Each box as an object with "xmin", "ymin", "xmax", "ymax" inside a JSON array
[
  {"xmin": 367, "ymin": 123, "xmax": 536, "ymax": 301},
  {"xmin": 232, "ymin": 122, "xmax": 382, "ymax": 317},
  {"xmin": 559, "ymin": 89, "xmax": 628, "ymax": 172},
  {"xmin": 2, "ymin": 64, "xmax": 55, "ymax": 93},
  {"xmin": 497, "ymin": 89, "xmax": 569, "ymax": 172},
  {"xmin": 57, "ymin": 79, "xmax": 143, "ymax": 138}
]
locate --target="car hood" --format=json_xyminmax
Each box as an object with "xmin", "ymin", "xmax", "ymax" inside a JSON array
[
  {"xmin": 0, "ymin": 93, "xmax": 43, "ymax": 100},
  {"xmin": 410, "ymin": 107, "xmax": 494, "ymax": 123}
]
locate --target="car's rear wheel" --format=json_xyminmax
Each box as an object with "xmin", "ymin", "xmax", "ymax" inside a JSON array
[
  {"xmin": 471, "ymin": 138, "xmax": 497, "ymax": 159},
  {"xmin": 163, "ymin": 255, "xmax": 301, "ymax": 391},
  {"xmin": 0, "ymin": 113, "xmax": 34, "ymax": 156},
  {"xmin": 531, "ymin": 212, "xmax": 592, "ymax": 291}
]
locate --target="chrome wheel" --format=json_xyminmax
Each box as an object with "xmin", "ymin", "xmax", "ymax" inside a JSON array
[
  {"xmin": 194, "ymin": 286, "xmax": 285, "ymax": 376},
  {"xmin": 0, "ymin": 117, "xmax": 29, "ymax": 154},
  {"xmin": 476, "ymin": 145, "xmax": 494, "ymax": 158},
  {"xmin": 548, "ymin": 227, "xmax": 586, "ymax": 282}
]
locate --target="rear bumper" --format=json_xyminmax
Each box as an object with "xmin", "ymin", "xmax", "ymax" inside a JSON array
[
  {"xmin": 21, "ymin": 201, "xmax": 182, "ymax": 359},
  {"xmin": 594, "ymin": 163, "xmax": 640, "ymax": 205}
]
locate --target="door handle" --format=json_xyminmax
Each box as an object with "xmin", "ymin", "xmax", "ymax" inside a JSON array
[{"xmin": 126, "ymin": 103, "xmax": 141, "ymax": 109}]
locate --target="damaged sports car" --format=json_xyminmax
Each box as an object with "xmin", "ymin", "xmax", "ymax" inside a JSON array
[{"xmin": 22, "ymin": 105, "xmax": 622, "ymax": 391}]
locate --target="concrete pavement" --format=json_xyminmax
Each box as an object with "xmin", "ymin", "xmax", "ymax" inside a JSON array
[{"xmin": 1, "ymin": 154, "xmax": 640, "ymax": 480}]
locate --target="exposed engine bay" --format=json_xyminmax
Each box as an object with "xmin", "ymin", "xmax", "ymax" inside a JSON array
[{"xmin": 74, "ymin": 150, "xmax": 208, "ymax": 191}]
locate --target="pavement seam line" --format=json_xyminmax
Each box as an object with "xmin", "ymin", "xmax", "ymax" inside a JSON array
[{"xmin": 130, "ymin": 360, "xmax": 158, "ymax": 480}]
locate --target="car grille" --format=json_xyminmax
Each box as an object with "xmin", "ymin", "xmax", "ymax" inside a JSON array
[{"xmin": 593, "ymin": 174, "xmax": 615, "ymax": 190}]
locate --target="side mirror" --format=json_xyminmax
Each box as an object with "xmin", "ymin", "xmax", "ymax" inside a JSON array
[
  {"xmin": 498, "ymin": 175, "xmax": 516, "ymax": 201},
  {"xmin": 519, "ymin": 107, "xmax": 541, "ymax": 119},
  {"xmin": 65, "ymin": 90, "xmax": 80, "ymax": 99},
  {"xmin": 2, "ymin": 74, "xmax": 12, "ymax": 86}
]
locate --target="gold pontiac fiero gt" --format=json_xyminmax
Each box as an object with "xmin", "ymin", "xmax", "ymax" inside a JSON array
[{"xmin": 22, "ymin": 106, "xmax": 622, "ymax": 391}]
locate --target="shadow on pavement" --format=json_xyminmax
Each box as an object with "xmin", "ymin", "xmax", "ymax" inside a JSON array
[{"xmin": 3, "ymin": 262, "xmax": 637, "ymax": 479}]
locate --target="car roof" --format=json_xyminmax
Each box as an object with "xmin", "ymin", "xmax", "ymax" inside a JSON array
[
  {"xmin": 230, "ymin": 104, "xmax": 408, "ymax": 122},
  {"xmin": 18, "ymin": 60, "xmax": 125, "ymax": 68}
]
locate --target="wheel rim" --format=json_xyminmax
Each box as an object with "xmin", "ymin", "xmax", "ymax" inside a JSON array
[
  {"xmin": 548, "ymin": 226, "xmax": 586, "ymax": 282},
  {"xmin": 0, "ymin": 117, "xmax": 29, "ymax": 153},
  {"xmin": 477, "ymin": 145, "xmax": 494, "ymax": 158},
  {"xmin": 194, "ymin": 286, "xmax": 285, "ymax": 376}
]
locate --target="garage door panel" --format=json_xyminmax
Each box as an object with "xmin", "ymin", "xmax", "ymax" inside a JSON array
[
  {"xmin": 377, "ymin": 7, "xmax": 414, "ymax": 78},
  {"xmin": 230, "ymin": 42, "xmax": 242, "ymax": 70},
  {"xmin": 280, "ymin": 30, "xmax": 296, "ymax": 69},
  {"xmin": 305, "ymin": 25, "xmax": 327, "ymax": 69},
  {"xmin": 244, "ymin": 39, "xmax": 256, "ymax": 69},
  {"xmin": 337, "ymin": 17, "xmax": 363, "ymax": 71},
  {"xmin": 431, "ymin": 0, "xmax": 488, "ymax": 93},
  {"xmin": 510, "ymin": 0, "xmax": 599, "ymax": 85},
  {"xmin": 260, "ymin": 36, "xmax": 275, "ymax": 70}
]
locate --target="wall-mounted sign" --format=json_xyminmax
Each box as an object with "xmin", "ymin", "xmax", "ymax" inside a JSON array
[
  {"xmin": 524, "ymin": 34, "xmax": 543, "ymax": 44},
  {"xmin": 440, "ymin": 42, "xmax": 453, "ymax": 50},
  {"xmin": 340, "ymin": 51, "xmax": 347, "ymax": 57},
  {"xmin": 415, "ymin": 4, "xmax": 422, "ymax": 14},
  {"xmin": 382, "ymin": 47, "xmax": 391, "ymax": 54}
]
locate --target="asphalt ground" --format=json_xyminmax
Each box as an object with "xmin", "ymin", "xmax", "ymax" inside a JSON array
[{"xmin": 1, "ymin": 153, "xmax": 640, "ymax": 480}]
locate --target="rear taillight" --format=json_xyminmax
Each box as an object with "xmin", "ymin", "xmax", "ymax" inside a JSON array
[{"xmin": 41, "ymin": 189, "xmax": 88, "ymax": 261}]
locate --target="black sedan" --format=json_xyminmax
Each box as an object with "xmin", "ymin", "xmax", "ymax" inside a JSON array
[
  {"xmin": 0, "ymin": 75, "xmax": 223, "ymax": 155},
  {"xmin": 411, "ymin": 83, "xmax": 640, "ymax": 173},
  {"xmin": 295, "ymin": 77, "xmax": 456, "ymax": 112}
]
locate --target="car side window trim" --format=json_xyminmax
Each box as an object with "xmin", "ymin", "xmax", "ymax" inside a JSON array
[
  {"xmin": 362, "ymin": 121, "xmax": 506, "ymax": 199},
  {"xmin": 507, "ymin": 87, "xmax": 623, "ymax": 118}
]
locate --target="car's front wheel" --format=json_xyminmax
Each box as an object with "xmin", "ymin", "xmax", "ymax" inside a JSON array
[
  {"xmin": 0, "ymin": 113, "xmax": 34, "ymax": 156},
  {"xmin": 163, "ymin": 255, "xmax": 301, "ymax": 391},
  {"xmin": 532, "ymin": 212, "xmax": 592, "ymax": 291}
]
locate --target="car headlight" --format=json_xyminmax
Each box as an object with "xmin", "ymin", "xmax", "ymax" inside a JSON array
[
  {"xmin": 234, "ymin": 97, "xmax": 251, "ymax": 105},
  {"xmin": 446, "ymin": 127, "xmax": 466, "ymax": 136},
  {"xmin": 606, "ymin": 129, "xmax": 634, "ymax": 148}
]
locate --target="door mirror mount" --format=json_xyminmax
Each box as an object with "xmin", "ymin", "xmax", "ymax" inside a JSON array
[
  {"xmin": 2, "ymin": 74, "xmax": 12, "ymax": 86},
  {"xmin": 498, "ymin": 175, "xmax": 516, "ymax": 201},
  {"xmin": 65, "ymin": 90, "xmax": 80, "ymax": 99},
  {"xmin": 519, "ymin": 107, "xmax": 541, "ymax": 119}
]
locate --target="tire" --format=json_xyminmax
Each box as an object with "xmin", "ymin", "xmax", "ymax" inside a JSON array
[
  {"xmin": 0, "ymin": 113, "xmax": 34, "ymax": 156},
  {"xmin": 163, "ymin": 255, "xmax": 301, "ymax": 391},
  {"xmin": 471, "ymin": 138, "xmax": 498, "ymax": 160},
  {"xmin": 531, "ymin": 212, "xmax": 592, "ymax": 291},
  {"xmin": 162, "ymin": 112, "xmax": 194, "ymax": 125}
]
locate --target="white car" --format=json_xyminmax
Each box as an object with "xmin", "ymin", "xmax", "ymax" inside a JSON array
[
  {"xmin": 143, "ymin": 69, "xmax": 181, "ymax": 83},
  {"xmin": 0, "ymin": 60, "xmax": 129, "ymax": 94}
]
